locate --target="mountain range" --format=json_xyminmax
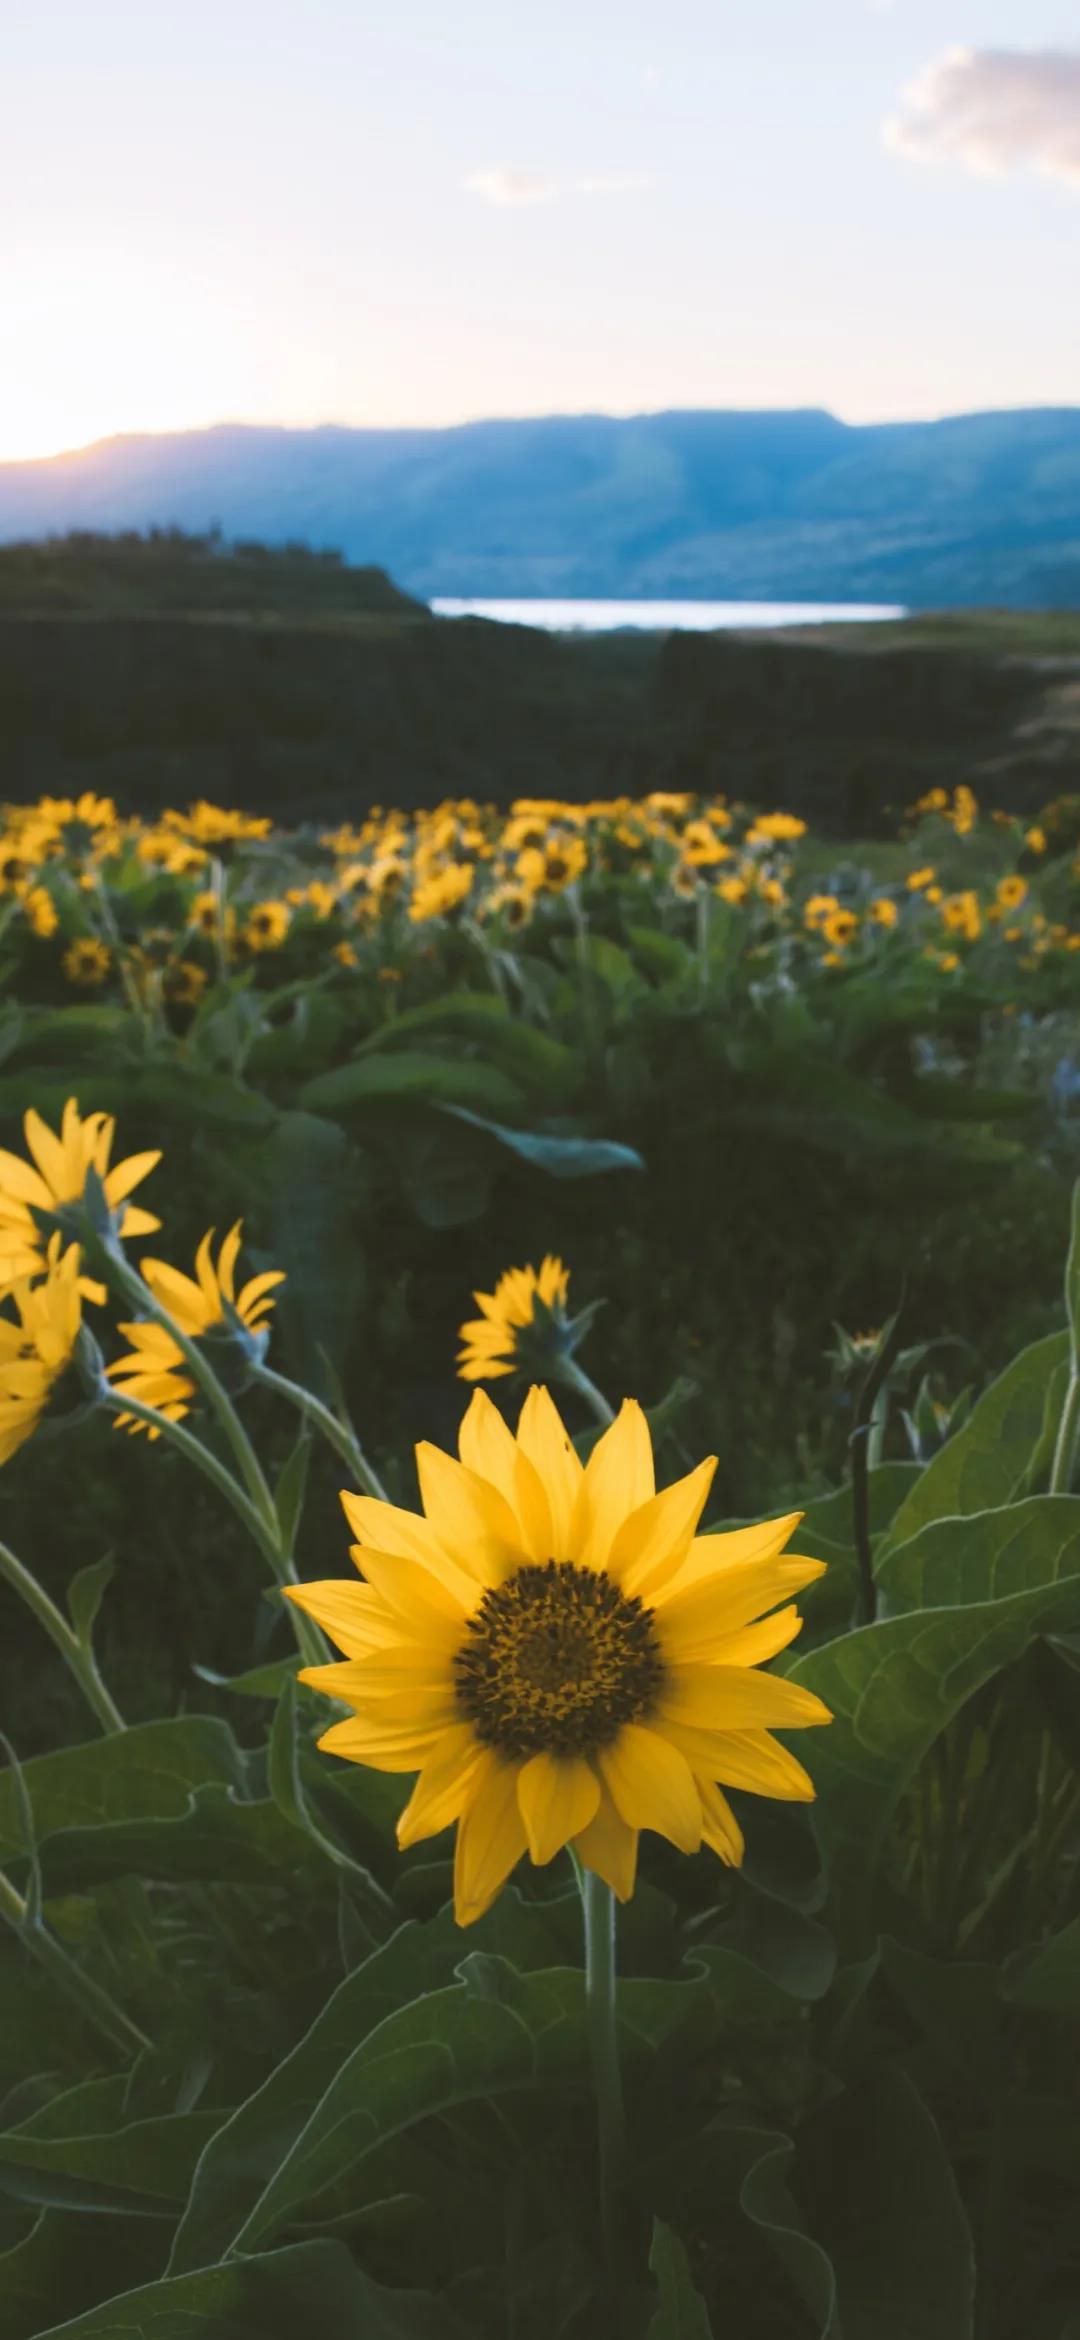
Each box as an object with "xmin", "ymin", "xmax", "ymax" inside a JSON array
[{"xmin": 2, "ymin": 407, "xmax": 1080, "ymax": 607}]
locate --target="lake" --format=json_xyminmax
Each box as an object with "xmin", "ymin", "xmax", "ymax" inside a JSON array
[{"xmin": 431, "ymin": 597, "xmax": 907, "ymax": 632}]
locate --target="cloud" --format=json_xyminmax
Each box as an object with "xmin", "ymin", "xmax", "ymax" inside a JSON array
[
  {"xmin": 463, "ymin": 168, "xmax": 559, "ymax": 207},
  {"xmin": 884, "ymin": 46, "xmax": 1080, "ymax": 188},
  {"xmin": 464, "ymin": 167, "xmax": 650, "ymax": 207}
]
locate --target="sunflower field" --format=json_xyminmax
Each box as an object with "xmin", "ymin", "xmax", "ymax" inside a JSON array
[{"xmin": 0, "ymin": 779, "xmax": 1079, "ymax": 2339}]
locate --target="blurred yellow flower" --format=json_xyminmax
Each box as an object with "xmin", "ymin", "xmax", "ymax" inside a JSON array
[
  {"xmin": 0, "ymin": 1100, "xmax": 160, "ymax": 1292},
  {"xmin": 242, "ymin": 900, "xmax": 291, "ymax": 952},
  {"xmin": 869, "ymin": 897, "xmax": 898, "ymax": 928},
  {"xmin": 996, "ymin": 875, "xmax": 1028, "ymax": 911},
  {"xmin": 108, "ymin": 1223, "xmax": 285, "ymax": 1432},
  {"xmin": 0, "ymin": 1238, "xmax": 84, "ymax": 1466},
  {"xmin": 458, "ymin": 1256, "xmax": 570, "ymax": 1382},
  {"xmin": 23, "ymin": 886, "xmax": 58, "ymax": 938},
  {"xmin": 62, "ymin": 938, "xmax": 111, "ymax": 987}
]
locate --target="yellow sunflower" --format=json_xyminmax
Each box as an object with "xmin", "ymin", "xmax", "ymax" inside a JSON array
[
  {"xmin": 457, "ymin": 1257, "xmax": 571, "ymax": 1382},
  {"xmin": 0, "ymin": 1099, "xmax": 160, "ymax": 1293},
  {"xmin": 0, "ymin": 1238, "xmax": 84, "ymax": 1465},
  {"xmin": 61, "ymin": 937, "xmax": 112, "ymax": 987},
  {"xmin": 288, "ymin": 1388, "xmax": 830, "ymax": 1925},
  {"xmin": 107, "ymin": 1222, "xmax": 284, "ymax": 1431}
]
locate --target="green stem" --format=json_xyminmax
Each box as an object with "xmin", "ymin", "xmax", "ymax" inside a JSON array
[
  {"xmin": 251, "ymin": 1361, "xmax": 390, "ymax": 1501},
  {"xmin": 0, "ymin": 1540, "xmax": 124, "ymax": 1736},
  {"xmin": 100, "ymin": 1241, "xmax": 280, "ymax": 1537},
  {"xmin": 556, "ymin": 1355, "xmax": 615, "ymax": 1430},
  {"xmin": 96, "ymin": 1392, "xmax": 325, "ymax": 1666},
  {"xmin": 575, "ymin": 1857, "xmax": 625, "ymax": 2308},
  {"xmin": 0, "ymin": 1869, "xmax": 152, "ymax": 2058},
  {"xmin": 1049, "ymin": 1369, "xmax": 1080, "ymax": 1496}
]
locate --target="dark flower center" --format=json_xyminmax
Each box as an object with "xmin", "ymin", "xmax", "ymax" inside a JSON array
[{"xmin": 453, "ymin": 1560, "xmax": 664, "ymax": 1758}]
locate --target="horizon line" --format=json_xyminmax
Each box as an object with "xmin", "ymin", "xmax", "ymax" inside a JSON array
[{"xmin": 4, "ymin": 397, "xmax": 1080, "ymax": 471}]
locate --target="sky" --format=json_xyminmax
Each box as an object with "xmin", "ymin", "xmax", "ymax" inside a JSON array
[{"xmin": 2, "ymin": 0, "xmax": 1079, "ymax": 462}]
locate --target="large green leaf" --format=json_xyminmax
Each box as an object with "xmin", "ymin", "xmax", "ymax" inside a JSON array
[
  {"xmin": 646, "ymin": 2221, "xmax": 714, "ymax": 2338},
  {"xmin": 17, "ymin": 1783, "xmax": 326, "ymax": 1896},
  {"xmin": 353, "ymin": 993, "xmax": 583, "ymax": 1107},
  {"xmin": 877, "ymin": 1493, "xmax": 1080, "ymax": 1615},
  {"xmin": 0, "ymin": 2107, "xmax": 223, "ymax": 2214},
  {"xmin": 439, "ymin": 1103, "xmax": 644, "ymax": 1178},
  {"xmin": 809, "ymin": 2068, "xmax": 974, "ymax": 2340},
  {"xmin": 0, "ymin": 2209, "xmax": 161, "ymax": 2340},
  {"xmin": 176, "ymin": 1936, "xmax": 806, "ymax": 2265},
  {"xmin": 298, "ymin": 1053, "xmax": 525, "ymax": 1118},
  {"xmin": 0, "ymin": 1721, "xmax": 247, "ymax": 1865},
  {"xmin": 170, "ymin": 1893, "xmax": 581, "ymax": 2273},
  {"xmin": 28, "ymin": 2238, "xmax": 465, "ymax": 2339},
  {"xmin": 1004, "ymin": 1915, "xmax": 1080, "ymax": 2013},
  {"xmin": 790, "ymin": 1500, "xmax": 1080, "ymax": 1903},
  {"xmin": 878, "ymin": 1332, "xmax": 1069, "ymax": 1556}
]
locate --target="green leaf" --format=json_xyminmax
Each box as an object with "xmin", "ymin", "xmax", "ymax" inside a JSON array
[
  {"xmin": 810, "ymin": 2068, "xmax": 974, "ymax": 2340},
  {"xmin": 791, "ymin": 1499, "xmax": 1080, "ymax": 1904},
  {"xmin": 257, "ymin": 1109, "xmax": 362, "ymax": 1385},
  {"xmin": 298, "ymin": 1053, "xmax": 525, "ymax": 1118},
  {"xmin": 878, "ymin": 1332, "xmax": 1070, "ymax": 1557},
  {"xmin": 267, "ymin": 1675, "xmax": 370, "ymax": 1880},
  {"xmin": 1004, "ymin": 1915, "xmax": 1080, "ymax": 2012},
  {"xmin": 66, "ymin": 1556, "xmax": 114, "ymax": 1650},
  {"xmin": 0, "ymin": 1720, "xmax": 247, "ymax": 1865},
  {"xmin": 170, "ymin": 1894, "xmax": 581, "ymax": 2273},
  {"xmin": 0, "ymin": 2208, "xmax": 161, "ymax": 2340},
  {"xmin": 0, "ymin": 2107, "xmax": 224, "ymax": 2213},
  {"xmin": 353, "ymin": 992, "xmax": 583, "ymax": 1106},
  {"xmin": 272, "ymin": 1428, "xmax": 311, "ymax": 1553},
  {"xmin": 877, "ymin": 1493, "xmax": 1080, "ymax": 1614},
  {"xmin": 19, "ymin": 1782, "xmax": 325, "ymax": 1896},
  {"xmin": 1064, "ymin": 1177, "xmax": 1080, "ymax": 1373},
  {"xmin": 439, "ymin": 1103, "xmax": 644, "ymax": 1178},
  {"xmin": 27, "ymin": 2238, "xmax": 466, "ymax": 2339},
  {"xmin": 646, "ymin": 2221, "xmax": 714, "ymax": 2338}
]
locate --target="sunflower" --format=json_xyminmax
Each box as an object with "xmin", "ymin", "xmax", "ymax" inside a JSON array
[
  {"xmin": 0, "ymin": 1099, "xmax": 160, "ymax": 1293},
  {"xmin": 61, "ymin": 937, "xmax": 112, "ymax": 987},
  {"xmin": 457, "ymin": 1257, "xmax": 571, "ymax": 1383},
  {"xmin": 288, "ymin": 1388, "xmax": 830, "ymax": 1925},
  {"xmin": 107, "ymin": 1222, "xmax": 284, "ymax": 1431},
  {"xmin": 242, "ymin": 900, "xmax": 291, "ymax": 952},
  {"xmin": 0, "ymin": 1238, "xmax": 85, "ymax": 1465}
]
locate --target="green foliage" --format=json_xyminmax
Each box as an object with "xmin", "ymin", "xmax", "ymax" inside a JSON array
[{"xmin": 1, "ymin": 1297, "xmax": 1078, "ymax": 2336}]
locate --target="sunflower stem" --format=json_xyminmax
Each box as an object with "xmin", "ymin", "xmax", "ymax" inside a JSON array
[
  {"xmin": 250, "ymin": 1360, "xmax": 390, "ymax": 1502},
  {"xmin": 0, "ymin": 1540, "xmax": 124, "ymax": 1736},
  {"xmin": 96, "ymin": 1239, "xmax": 281, "ymax": 1538},
  {"xmin": 556, "ymin": 1355, "xmax": 615, "ymax": 1430},
  {"xmin": 0, "ymin": 1868, "xmax": 152, "ymax": 2058},
  {"xmin": 95, "ymin": 1390, "xmax": 326, "ymax": 1667},
  {"xmin": 578, "ymin": 1860, "xmax": 625, "ymax": 2313}
]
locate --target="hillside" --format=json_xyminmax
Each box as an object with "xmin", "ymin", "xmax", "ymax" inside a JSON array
[
  {"xmin": 2, "ymin": 408, "xmax": 1080, "ymax": 606},
  {"xmin": 2, "ymin": 604, "xmax": 1078, "ymax": 829}
]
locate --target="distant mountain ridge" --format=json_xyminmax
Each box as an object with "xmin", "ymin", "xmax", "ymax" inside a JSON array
[{"xmin": 2, "ymin": 407, "xmax": 1080, "ymax": 607}]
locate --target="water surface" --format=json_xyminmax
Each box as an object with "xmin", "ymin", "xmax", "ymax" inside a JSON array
[{"xmin": 431, "ymin": 597, "xmax": 907, "ymax": 632}]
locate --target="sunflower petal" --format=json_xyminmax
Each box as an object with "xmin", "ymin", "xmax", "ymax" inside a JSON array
[
  {"xmin": 414, "ymin": 1444, "xmax": 528, "ymax": 1583},
  {"xmin": 318, "ymin": 1713, "xmax": 446, "ymax": 1772},
  {"xmin": 575, "ymin": 1399, "xmax": 655, "ymax": 1570},
  {"xmin": 697, "ymin": 1777, "xmax": 745, "ymax": 1864},
  {"xmin": 397, "ymin": 1726, "xmax": 486, "ymax": 1847},
  {"xmin": 660, "ymin": 1604, "xmax": 804, "ymax": 1671},
  {"xmin": 608, "ymin": 1455, "xmax": 717, "ymax": 1601},
  {"xmin": 453, "ymin": 1752, "xmax": 528, "ymax": 1924},
  {"xmin": 571, "ymin": 1788, "xmax": 638, "ymax": 1900},
  {"xmin": 515, "ymin": 1385, "xmax": 582, "ymax": 1557},
  {"xmin": 660, "ymin": 1664, "xmax": 832, "ymax": 1734},
  {"xmin": 599, "ymin": 1723, "xmax": 702, "ymax": 1852},
  {"xmin": 517, "ymin": 1753, "xmax": 600, "ymax": 1864},
  {"xmin": 282, "ymin": 1578, "xmax": 401, "ymax": 1657}
]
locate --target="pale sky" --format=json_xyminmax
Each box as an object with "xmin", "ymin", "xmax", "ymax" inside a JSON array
[{"xmin": 2, "ymin": 0, "xmax": 1078, "ymax": 461}]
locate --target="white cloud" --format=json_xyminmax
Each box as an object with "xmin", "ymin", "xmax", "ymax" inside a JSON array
[
  {"xmin": 464, "ymin": 167, "xmax": 650, "ymax": 207},
  {"xmin": 463, "ymin": 168, "xmax": 559, "ymax": 207},
  {"xmin": 885, "ymin": 46, "xmax": 1080, "ymax": 188}
]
